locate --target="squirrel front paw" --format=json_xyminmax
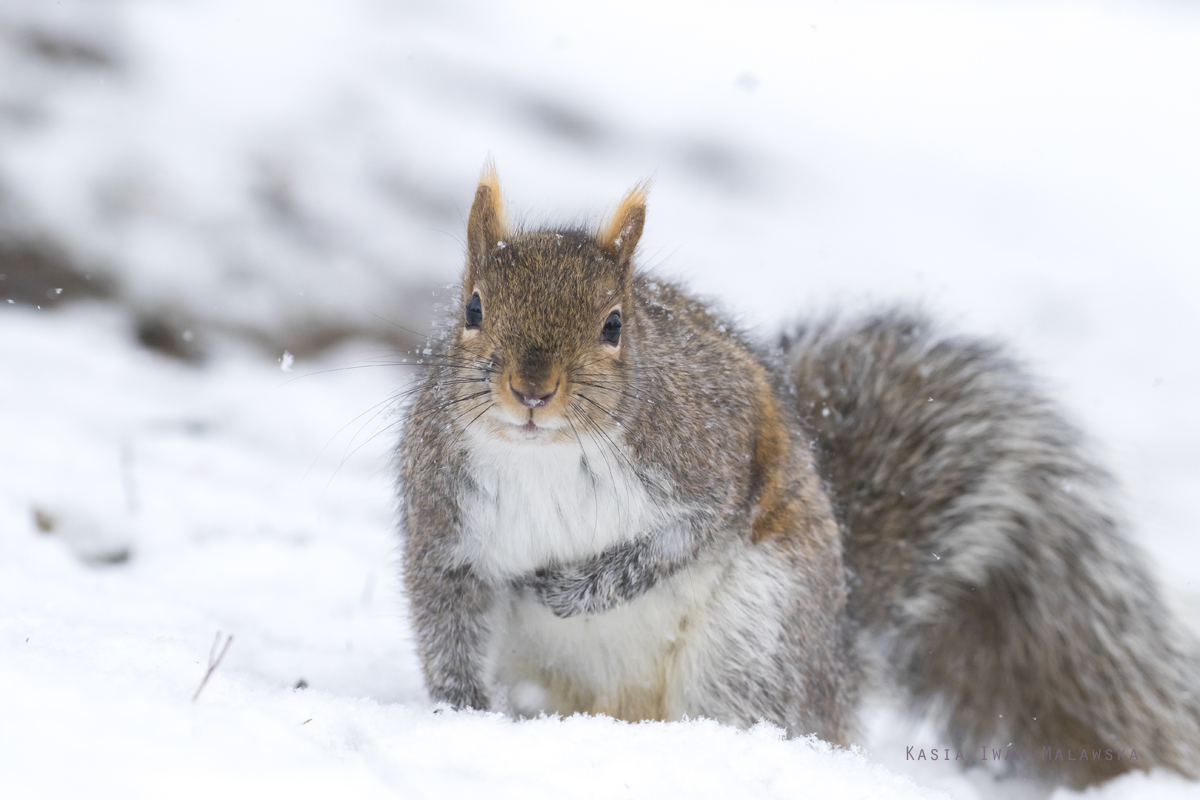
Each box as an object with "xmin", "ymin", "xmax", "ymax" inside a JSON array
[
  {"xmin": 429, "ymin": 680, "xmax": 489, "ymax": 711},
  {"xmin": 515, "ymin": 566, "xmax": 603, "ymax": 619}
]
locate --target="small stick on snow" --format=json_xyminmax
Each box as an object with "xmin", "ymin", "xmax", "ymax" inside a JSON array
[{"xmin": 192, "ymin": 632, "xmax": 233, "ymax": 702}]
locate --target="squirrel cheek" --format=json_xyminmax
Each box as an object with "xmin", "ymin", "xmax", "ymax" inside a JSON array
[{"xmin": 597, "ymin": 341, "xmax": 622, "ymax": 361}]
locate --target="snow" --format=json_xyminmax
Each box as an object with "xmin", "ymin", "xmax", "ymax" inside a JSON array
[
  {"xmin": 0, "ymin": 305, "xmax": 947, "ymax": 799},
  {"xmin": 2, "ymin": 0, "xmax": 1199, "ymax": 797}
]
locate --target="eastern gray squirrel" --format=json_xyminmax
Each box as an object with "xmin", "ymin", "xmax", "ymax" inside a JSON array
[{"xmin": 398, "ymin": 166, "xmax": 1200, "ymax": 787}]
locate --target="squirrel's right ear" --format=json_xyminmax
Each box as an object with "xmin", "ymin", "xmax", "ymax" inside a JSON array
[{"xmin": 466, "ymin": 161, "xmax": 508, "ymax": 274}]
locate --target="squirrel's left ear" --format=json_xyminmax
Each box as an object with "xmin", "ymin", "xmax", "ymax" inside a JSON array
[{"xmin": 597, "ymin": 181, "xmax": 649, "ymax": 269}]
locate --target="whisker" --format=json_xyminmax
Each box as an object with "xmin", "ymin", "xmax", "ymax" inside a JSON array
[
  {"xmin": 569, "ymin": 397, "xmax": 641, "ymax": 480},
  {"xmin": 569, "ymin": 399, "xmax": 669, "ymax": 520},
  {"xmin": 306, "ymin": 390, "xmax": 409, "ymax": 482},
  {"xmin": 571, "ymin": 379, "xmax": 641, "ymax": 403},
  {"xmin": 574, "ymin": 391, "xmax": 622, "ymax": 422},
  {"xmin": 459, "ymin": 400, "xmax": 496, "ymax": 438},
  {"xmin": 564, "ymin": 404, "xmax": 617, "ymax": 542},
  {"xmin": 575, "ymin": 371, "xmax": 744, "ymax": 399},
  {"xmin": 571, "ymin": 354, "xmax": 614, "ymax": 374},
  {"xmin": 325, "ymin": 410, "xmax": 409, "ymax": 495},
  {"xmin": 404, "ymin": 389, "xmax": 495, "ymax": 426}
]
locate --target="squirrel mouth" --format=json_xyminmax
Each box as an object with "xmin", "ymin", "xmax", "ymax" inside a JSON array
[{"xmin": 502, "ymin": 409, "xmax": 565, "ymax": 441}]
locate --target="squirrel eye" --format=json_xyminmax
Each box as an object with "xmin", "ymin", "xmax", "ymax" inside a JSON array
[
  {"xmin": 465, "ymin": 293, "xmax": 483, "ymax": 328},
  {"xmin": 601, "ymin": 310, "xmax": 621, "ymax": 346}
]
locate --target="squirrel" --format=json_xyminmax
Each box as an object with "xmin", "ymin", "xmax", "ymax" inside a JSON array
[{"xmin": 398, "ymin": 165, "xmax": 1200, "ymax": 788}]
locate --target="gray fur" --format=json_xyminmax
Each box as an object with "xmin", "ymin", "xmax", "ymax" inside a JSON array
[
  {"xmin": 397, "ymin": 181, "xmax": 1200, "ymax": 787},
  {"xmin": 784, "ymin": 311, "xmax": 1200, "ymax": 784},
  {"xmin": 400, "ymin": 218, "xmax": 854, "ymax": 744}
]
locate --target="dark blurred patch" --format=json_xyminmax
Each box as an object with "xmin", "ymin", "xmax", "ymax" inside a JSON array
[
  {"xmin": 135, "ymin": 314, "xmax": 206, "ymax": 364},
  {"xmin": 133, "ymin": 293, "xmax": 432, "ymax": 364},
  {"xmin": 1, "ymin": 167, "xmax": 434, "ymax": 366},
  {"xmin": 678, "ymin": 139, "xmax": 759, "ymax": 193},
  {"xmin": 21, "ymin": 28, "xmax": 117, "ymax": 71},
  {"xmin": 505, "ymin": 89, "xmax": 763, "ymax": 193},
  {"xmin": 0, "ymin": 239, "xmax": 115, "ymax": 306},
  {"xmin": 30, "ymin": 505, "xmax": 132, "ymax": 565},
  {"xmin": 256, "ymin": 156, "xmax": 311, "ymax": 235},
  {"xmin": 419, "ymin": 65, "xmax": 614, "ymax": 150},
  {"xmin": 144, "ymin": 418, "xmax": 211, "ymax": 436},
  {"xmin": 378, "ymin": 173, "xmax": 462, "ymax": 226},
  {"xmin": 249, "ymin": 316, "xmax": 425, "ymax": 360},
  {"xmin": 83, "ymin": 547, "xmax": 132, "ymax": 566},
  {"xmin": 259, "ymin": 167, "xmax": 299, "ymax": 223},
  {"xmin": 735, "ymin": 72, "xmax": 761, "ymax": 93},
  {"xmin": 269, "ymin": 324, "xmax": 377, "ymax": 358},
  {"xmin": 426, "ymin": 65, "xmax": 767, "ymax": 196},
  {"xmin": 33, "ymin": 508, "xmax": 56, "ymax": 534},
  {"xmin": 0, "ymin": 100, "xmax": 46, "ymax": 128},
  {"xmin": 294, "ymin": 679, "xmax": 308, "ymax": 690},
  {"xmin": 515, "ymin": 96, "xmax": 606, "ymax": 147}
]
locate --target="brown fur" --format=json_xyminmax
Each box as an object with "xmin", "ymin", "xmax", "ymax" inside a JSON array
[
  {"xmin": 749, "ymin": 374, "xmax": 802, "ymax": 544},
  {"xmin": 596, "ymin": 181, "xmax": 650, "ymax": 265}
]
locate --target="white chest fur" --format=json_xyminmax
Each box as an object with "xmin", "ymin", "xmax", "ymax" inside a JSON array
[
  {"xmin": 456, "ymin": 430, "xmax": 667, "ymax": 580},
  {"xmin": 489, "ymin": 549, "xmax": 732, "ymax": 720}
]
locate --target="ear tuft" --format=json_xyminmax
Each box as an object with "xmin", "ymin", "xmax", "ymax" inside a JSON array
[
  {"xmin": 597, "ymin": 180, "xmax": 649, "ymax": 267},
  {"xmin": 467, "ymin": 159, "xmax": 508, "ymax": 272}
]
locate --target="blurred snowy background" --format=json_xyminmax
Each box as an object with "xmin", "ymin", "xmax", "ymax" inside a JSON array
[{"xmin": 2, "ymin": 0, "xmax": 1198, "ymax": 798}]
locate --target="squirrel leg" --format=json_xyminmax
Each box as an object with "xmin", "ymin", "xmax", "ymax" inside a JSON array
[
  {"xmin": 405, "ymin": 560, "xmax": 494, "ymax": 710},
  {"xmin": 658, "ymin": 536, "xmax": 857, "ymax": 744}
]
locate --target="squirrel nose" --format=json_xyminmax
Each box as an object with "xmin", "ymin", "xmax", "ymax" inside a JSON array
[{"xmin": 510, "ymin": 379, "xmax": 558, "ymax": 408}]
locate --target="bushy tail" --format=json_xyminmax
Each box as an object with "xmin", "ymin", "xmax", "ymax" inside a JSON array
[{"xmin": 782, "ymin": 310, "xmax": 1200, "ymax": 787}]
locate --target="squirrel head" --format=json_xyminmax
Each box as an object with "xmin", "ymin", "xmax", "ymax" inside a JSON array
[{"xmin": 451, "ymin": 163, "xmax": 648, "ymax": 443}]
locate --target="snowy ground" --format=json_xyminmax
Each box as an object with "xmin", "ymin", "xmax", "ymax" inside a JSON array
[
  {"xmin": 2, "ymin": 0, "xmax": 1199, "ymax": 798},
  {"xmin": 3, "ymin": 308, "xmax": 1196, "ymax": 800}
]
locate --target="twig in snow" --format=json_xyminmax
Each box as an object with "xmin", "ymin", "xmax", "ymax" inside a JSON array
[{"xmin": 192, "ymin": 632, "xmax": 233, "ymax": 702}]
